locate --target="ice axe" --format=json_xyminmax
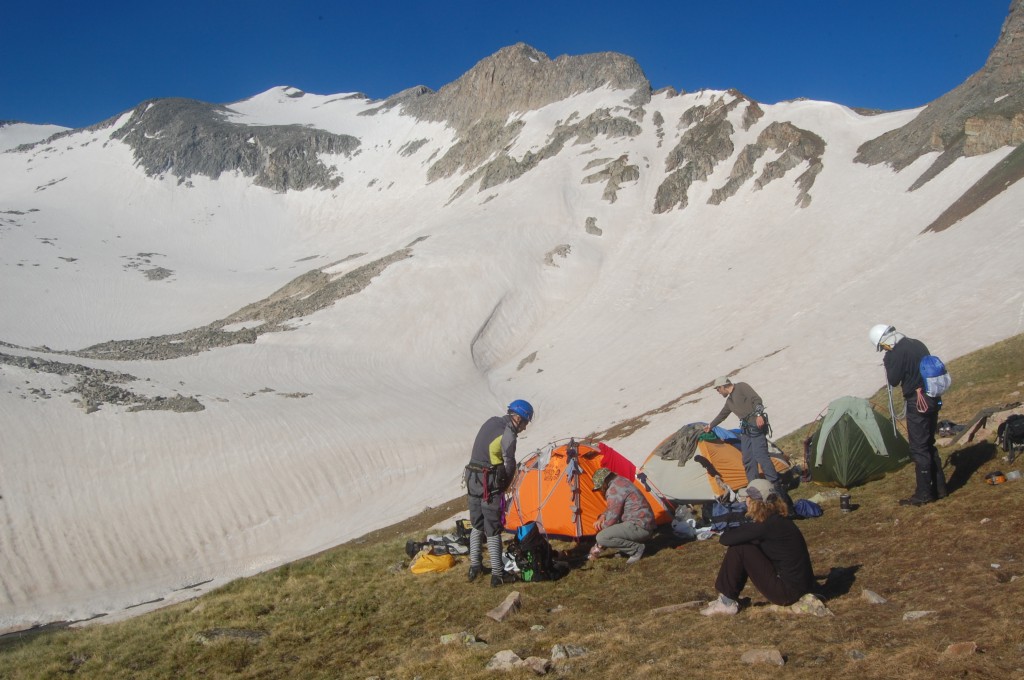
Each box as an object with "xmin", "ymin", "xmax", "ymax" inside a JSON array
[{"xmin": 884, "ymin": 369, "xmax": 897, "ymax": 436}]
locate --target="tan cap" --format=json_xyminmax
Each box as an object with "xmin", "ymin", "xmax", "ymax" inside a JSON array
[
  {"xmin": 712, "ymin": 376, "xmax": 731, "ymax": 388},
  {"xmin": 738, "ymin": 478, "xmax": 776, "ymax": 502}
]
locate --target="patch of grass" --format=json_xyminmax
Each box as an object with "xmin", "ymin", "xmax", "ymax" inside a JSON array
[{"xmin": 2, "ymin": 336, "xmax": 1023, "ymax": 679}]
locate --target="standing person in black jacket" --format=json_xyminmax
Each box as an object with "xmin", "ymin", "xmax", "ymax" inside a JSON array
[
  {"xmin": 700, "ymin": 479, "xmax": 815, "ymax": 616},
  {"xmin": 464, "ymin": 399, "xmax": 533, "ymax": 587},
  {"xmin": 870, "ymin": 324, "xmax": 947, "ymax": 506}
]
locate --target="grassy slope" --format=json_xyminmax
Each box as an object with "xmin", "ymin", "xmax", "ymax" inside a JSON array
[{"xmin": 2, "ymin": 335, "xmax": 1023, "ymax": 679}]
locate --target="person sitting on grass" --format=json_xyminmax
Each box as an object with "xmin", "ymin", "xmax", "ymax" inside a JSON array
[{"xmin": 700, "ymin": 478, "xmax": 815, "ymax": 616}]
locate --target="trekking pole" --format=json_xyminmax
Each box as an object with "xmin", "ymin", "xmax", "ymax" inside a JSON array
[{"xmin": 885, "ymin": 371, "xmax": 897, "ymax": 437}]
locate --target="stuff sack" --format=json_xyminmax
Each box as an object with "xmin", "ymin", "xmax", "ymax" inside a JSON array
[
  {"xmin": 504, "ymin": 522, "xmax": 564, "ymax": 582},
  {"xmin": 997, "ymin": 414, "xmax": 1024, "ymax": 462},
  {"xmin": 919, "ymin": 355, "xmax": 952, "ymax": 397},
  {"xmin": 794, "ymin": 499, "xmax": 824, "ymax": 518},
  {"xmin": 671, "ymin": 505, "xmax": 698, "ymax": 540},
  {"xmin": 409, "ymin": 550, "xmax": 456, "ymax": 574},
  {"xmin": 708, "ymin": 498, "xmax": 748, "ymax": 531}
]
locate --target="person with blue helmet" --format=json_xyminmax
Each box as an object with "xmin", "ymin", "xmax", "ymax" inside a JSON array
[{"xmin": 465, "ymin": 399, "xmax": 534, "ymax": 587}]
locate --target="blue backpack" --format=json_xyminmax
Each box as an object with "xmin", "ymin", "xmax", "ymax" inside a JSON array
[
  {"xmin": 710, "ymin": 499, "xmax": 748, "ymax": 531},
  {"xmin": 920, "ymin": 355, "xmax": 952, "ymax": 397}
]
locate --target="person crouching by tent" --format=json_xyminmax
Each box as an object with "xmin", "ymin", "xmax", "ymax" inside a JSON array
[
  {"xmin": 700, "ymin": 479, "xmax": 815, "ymax": 616},
  {"xmin": 589, "ymin": 467, "xmax": 656, "ymax": 565},
  {"xmin": 464, "ymin": 399, "xmax": 533, "ymax": 587}
]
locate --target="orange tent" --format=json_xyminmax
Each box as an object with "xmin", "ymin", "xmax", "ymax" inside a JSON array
[
  {"xmin": 504, "ymin": 439, "xmax": 672, "ymax": 540},
  {"xmin": 638, "ymin": 437, "xmax": 793, "ymax": 503}
]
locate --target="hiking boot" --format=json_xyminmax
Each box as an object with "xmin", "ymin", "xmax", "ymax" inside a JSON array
[
  {"xmin": 491, "ymin": 572, "xmax": 517, "ymax": 588},
  {"xmin": 625, "ymin": 544, "xmax": 645, "ymax": 565},
  {"xmin": 898, "ymin": 496, "xmax": 933, "ymax": 507},
  {"xmin": 699, "ymin": 598, "xmax": 739, "ymax": 616},
  {"xmin": 467, "ymin": 565, "xmax": 482, "ymax": 583}
]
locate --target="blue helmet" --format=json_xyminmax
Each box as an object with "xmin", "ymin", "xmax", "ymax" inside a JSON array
[{"xmin": 507, "ymin": 399, "xmax": 534, "ymax": 423}]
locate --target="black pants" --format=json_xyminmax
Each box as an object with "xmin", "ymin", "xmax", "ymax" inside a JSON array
[
  {"xmin": 905, "ymin": 396, "xmax": 945, "ymax": 501},
  {"xmin": 715, "ymin": 544, "xmax": 804, "ymax": 606}
]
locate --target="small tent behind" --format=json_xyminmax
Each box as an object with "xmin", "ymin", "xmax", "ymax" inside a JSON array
[
  {"xmin": 504, "ymin": 439, "xmax": 672, "ymax": 540},
  {"xmin": 808, "ymin": 396, "xmax": 911, "ymax": 488},
  {"xmin": 638, "ymin": 434, "xmax": 792, "ymax": 504}
]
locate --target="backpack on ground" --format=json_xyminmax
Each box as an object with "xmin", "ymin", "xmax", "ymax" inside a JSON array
[
  {"xmin": 920, "ymin": 355, "xmax": 952, "ymax": 397},
  {"xmin": 455, "ymin": 518, "xmax": 473, "ymax": 542},
  {"xmin": 706, "ymin": 497, "xmax": 749, "ymax": 531},
  {"xmin": 504, "ymin": 522, "xmax": 565, "ymax": 582},
  {"xmin": 997, "ymin": 414, "xmax": 1024, "ymax": 462}
]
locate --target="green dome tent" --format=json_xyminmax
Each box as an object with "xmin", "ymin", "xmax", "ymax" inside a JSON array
[{"xmin": 809, "ymin": 396, "xmax": 911, "ymax": 488}]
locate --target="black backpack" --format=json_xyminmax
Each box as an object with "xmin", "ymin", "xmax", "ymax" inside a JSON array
[
  {"xmin": 997, "ymin": 414, "xmax": 1024, "ymax": 462},
  {"xmin": 504, "ymin": 522, "xmax": 563, "ymax": 582}
]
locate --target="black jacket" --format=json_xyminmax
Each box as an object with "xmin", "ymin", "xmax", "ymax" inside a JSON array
[
  {"xmin": 720, "ymin": 514, "xmax": 814, "ymax": 592},
  {"xmin": 884, "ymin": 337, "xmax": 930, "ymax": 399}
]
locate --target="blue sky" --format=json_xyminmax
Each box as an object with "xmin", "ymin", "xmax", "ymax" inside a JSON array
[{"xmin": 1, "ymin": 1, "xmax": 1012, "ymax": 128}]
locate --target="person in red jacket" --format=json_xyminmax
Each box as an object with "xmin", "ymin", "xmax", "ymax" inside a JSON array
[{"xmin": 700, "ymin": 479, "xmax": 815, "ymax": 616}]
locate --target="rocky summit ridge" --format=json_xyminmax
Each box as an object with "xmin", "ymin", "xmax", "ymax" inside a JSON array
[
  {"xmin": 8, "ymin": 4, "xmax": 1024, "ymax": 219},
  {"xmin": 855, "ymin": 0, "xmax": 1024, "ymax": 190}
]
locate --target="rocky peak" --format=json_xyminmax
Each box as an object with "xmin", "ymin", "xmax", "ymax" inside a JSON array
[
  {"xmin": 399, "ymin": 42, "xmax": 651, "ymax": 130},
  {"xmin": 856, "ymin": 0, "xmax": 1024, "ymax": 188}
]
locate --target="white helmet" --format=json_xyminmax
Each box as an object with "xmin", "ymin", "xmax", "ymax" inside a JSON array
[{"xmin": 869, "ymin": 324, "xmax": 894, "ymax": 351}]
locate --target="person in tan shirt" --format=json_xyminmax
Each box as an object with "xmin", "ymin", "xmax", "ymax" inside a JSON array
[{"xmin": 704, "ymin": 377, "xmax": 790, "ymax": 506}]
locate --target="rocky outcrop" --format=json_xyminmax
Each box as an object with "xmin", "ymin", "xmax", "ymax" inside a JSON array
[
  {"xmin": 653, "ymin": 97, "xmax": 739, "ymax": 213},
  {"xmin": 69, "ymin": 247, "xmax": 414, "ymax": 362},
  {"xmin": 709, "ymin": 122, "xmax": 825, "ymax": 207},
  {"xmin": 922, "ymin": 142, "xmax": 1024, "ymax": 232},
  {"xmin": 108, "ymin": 98, "xmax": 360, "ymax": 192},
  {"xmin": 752, "ymin": 122, "xmax": 825, "ymax": 201},
  {"xmin": 964, "ymin": 112, "xmax": 1024, "ymax": 155},
  {"xmin": 441, "ymin": 109, "xmax": 641, "ymax": 200},
  {"xmin": 581, "ymin": 154, "xmax": 640, "ymax": 202},
  {"xmin": 856, "ymin": 0, "xmax": 1024, "ymax": 190},
  {"xmin": 709, "ymin": 146, "xmax": 762, "ymax": 205},
  {"xmin": 543, "ymin": 244, "xmax": 571, "ymax": 266},
  {"xmin": 398, "ymin": 138, "xmax": 430, "ymax": 156},
  {"xmin": 426, "ymin": 120, "xmax": 526, "ymax": 184},
  {"xmin": 741, "ymin": 100, "xmax": 765, "ymax": 131},
  {"xmin": 0, "ymin": 352, "xmax": 203, "ymax": 414}
]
